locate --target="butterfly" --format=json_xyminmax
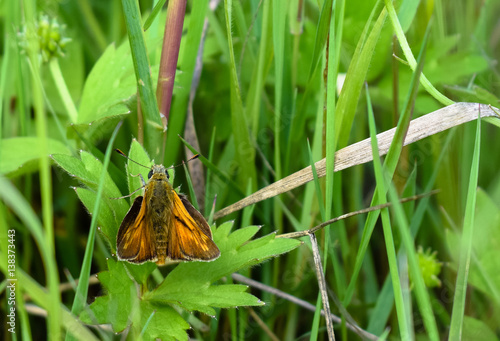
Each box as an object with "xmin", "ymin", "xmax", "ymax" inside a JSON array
[{"xmin": 116, "ymin": 154, "xmax": 220, "ymax": 265}]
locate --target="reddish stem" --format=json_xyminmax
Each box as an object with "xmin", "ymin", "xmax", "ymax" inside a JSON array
[{"xmin": 156, "ymin": 0, "xmax": 187, "ymax": 129}]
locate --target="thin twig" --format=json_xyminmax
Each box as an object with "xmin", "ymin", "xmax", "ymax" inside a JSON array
[
  {"xmin": 231, "ymin": 273, "xmax": 379, "ymax": 340},
  {"xmin": 309, "ymin": 233, "xmax": 336, "ymax": 341},
  {"xmin": 277, "ymin": 190, "xmax": 438, "ymax": 239}
]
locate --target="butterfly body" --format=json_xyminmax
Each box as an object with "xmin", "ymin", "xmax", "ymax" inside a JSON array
[{"xmin": 116, "ymin": 164, "xmax": 220, "ymax": 265}]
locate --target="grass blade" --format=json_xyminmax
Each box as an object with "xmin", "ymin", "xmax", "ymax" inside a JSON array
[
  {"xmin": 143, "ymin": 0, "xmax": 168, "ymax": 31},
  {"xmin": 386, "ymin": 169, "xmax": 439, "ymax": 341},
  {"xmin": 383, "ymin": 0, "xmax": 454, "ymax": 106},
  {"xmin": 367, "ymin": 130, "xmax": 456, "ymax": 334},
  {"xmin": 273, "ymin": 0, "xmax": 288, "ymax": 235},
  {"xmin": 121, "ymin": 0, "xmax": 162, "ymax": 158},
  {"xmin": 336, "ymin": 2, "xmax": 386, "ymax": 149},
  {"xmin": 449, "ymin": 110, "xmax": 481, "ymax": 339},
  {"xmin": 343, "ymin": 16, "xmax": 430, "ymax": 308},
  {"xmin": 366, "ymin": 84, "xmax": 410, "ymax": 339},
  {"xmin": 68, "ymin": 122, "xmax": 122, "ymax": 324},
  {"xmin": 222, "ymin": 0, "xmax": 257, "ymax": 189},
  {"xmin": 308, "ymin": 0, "xmax": 333, "ymax": 79}
]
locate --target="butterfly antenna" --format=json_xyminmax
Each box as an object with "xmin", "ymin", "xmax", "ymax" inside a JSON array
[
  {"xmin": 167, "ymin": 154, "xmax": 200, "ymax": 170},
  {"xmin": 115, "ymin": 149, "xmax": 150, "ymax": 169}
]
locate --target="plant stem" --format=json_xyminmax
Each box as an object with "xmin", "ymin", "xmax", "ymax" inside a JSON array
[{"xmin": 49, "ymin": 59, "xmax": 78, "ymax": 123}]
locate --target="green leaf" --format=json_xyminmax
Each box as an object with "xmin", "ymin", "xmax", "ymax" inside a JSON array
[
  {"xmin": 82, "ymin": 222, "xmax": 300, "ymax": 339},
  {"xmin": 124, "ymin": 262, "xmax": 157, "ymax": 287},
  {"xmin": 77, "ymin": 44, "xmax": 136, "ymax": 124},
  {"xmin": 80, "ymin": 258, "xmax": 189, "ymax": 340},
  {"xmin": 126, "ymin": 139, "xmax": 153, "ymax": 200},
  {"xmin": 69, "ymin": 121, "xmax": 123, "ymax": 327},
  {"xmin": 148, "ymin": 222, "xmax": 301, "ymax": 313},
  {"xmin": 0, "ymin": 137, "xmax": 70, "ymax": 176},
  {"xmin": 445, "ymin": 189, "xmax": 500, "ymax": 304},
  {"xmin": 52, "ymin": 152, "xmax": 129, "ymax": 220},
  {"xmin": 462, "ymin": 316, "xmax": 500, "ymax": 341},
  {"xmin": 52, "ymin": 153, "xmax": 94, "ymax": 184},
  {"xmin": 80, "ymin": 151, "xmax": 123, "ymax": 198},
  {"xmin": 75, "ymin": 187, "xmax": 119, "ymax": 243},
  {"xmin": 426, "ymin": 53, "xmax": 489, "ymax": 86}
]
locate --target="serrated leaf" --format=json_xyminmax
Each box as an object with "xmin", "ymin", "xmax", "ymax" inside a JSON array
[
  {"xmin": 82, "ymin": 219, "xmax": 299, "ymax": 339},
  {"xmin": 75, "ymin": 187, "xmax": 119, "ymax": 242},
  {"xmin": 221, "ymin": 225, "xmax": 261, "ymax": 249},
  {"xmin": 52, "ymin": 152, "xmax": 129, "ymax": 221},
  {"xmin": 202, "ymin": 284, "xmax": 263, "ymax": 309},
  {"xmin": 81, "ymin": 258, "xmax": 189, "ymax": 340},
  {"xmin": 52, "ymin": 153, "xmax": 93, "ymax": 184},
  {"xmin": 80, "ymin": 151, "xmax": 123, "ymax": 198},
  {"xmin": 148, "ymin": 221, "xmax": 301, "ymax": 313},
  {"xmin": 80, "ymin": 259, "xmax": 138, "ymax": 331},
  {"xmin": 0, "ymin": 137, "xmax": 71, "ymax": 176},
  {"xmin": 126, "ymin": 139, "xmax": 153, "ymax": 199},
  {"xmin": 168, "ymin": 284, "xmax": 262, "ymax": 316}
]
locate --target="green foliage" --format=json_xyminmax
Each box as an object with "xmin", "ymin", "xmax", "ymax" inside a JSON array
[
  {"xmin": 54, "ymin": 141, "xmax": 300, "ymax": 338},
  {"xmin": 2, "ymin": 0, "xmax": 500, "ymax": 339},
  {"xmin": 52, "ymin": 151, "xmax": 129, "ymax": 240},
  {"xmin": 77, "ymin": 44, "xmax": 138, "ymax": 124},
  {"xmin": 80, "ymin": 258, "xmax": 190, "ymax": 340},
  {"xmin": 462, "ymin": 316, "xmax": 500, "ymax": 341},
  {"xmin": 80, "ymin": 221, "xmax": 299, "ymax": 339},
  {"xmin": 0, "ymin": 137, "xmax": 70, "ymax": 176},
  {"xmin": 149, "ymin": 223, "xmax": 300, "ymax": 313},
  {"xmin": 446, "ymin": 189, "xmax": 500, "ymax": 304}
]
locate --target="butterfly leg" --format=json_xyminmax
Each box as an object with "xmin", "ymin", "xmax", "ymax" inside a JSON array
[
  {"xmin": 129, "ymin": 173, "xmax": 147, "ymax": 187},
  {"xmin": 110, "ymin": 185, "xmax": 144, "ymax": 199}
]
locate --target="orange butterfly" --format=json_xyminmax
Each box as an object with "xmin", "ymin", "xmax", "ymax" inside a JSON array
[{"xmin": 116, "ymin": 153, "xmax": 220, "ymax": 265}]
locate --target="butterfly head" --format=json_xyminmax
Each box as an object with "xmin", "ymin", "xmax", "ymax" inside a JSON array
[{"xmin": 148, "ymin": 164, "xmax": 170, "ymax": 180}]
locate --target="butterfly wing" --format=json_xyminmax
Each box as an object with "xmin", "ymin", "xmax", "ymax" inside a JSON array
[
  {"xmin": 116, "ymin": 196, "xmax": 158, "ymax": 263},
  {"xmin": 178, "ymin": 194, "xmax": 214, "ymax": 239},
  {"xmin": 167, "ymin": 192, "xmax": 220, "ymax": 261}
]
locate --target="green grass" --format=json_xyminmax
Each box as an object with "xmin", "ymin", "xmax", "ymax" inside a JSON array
[{"xmin": 1, "ymin": 0, "xmax": 500, "ymax": 340}]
